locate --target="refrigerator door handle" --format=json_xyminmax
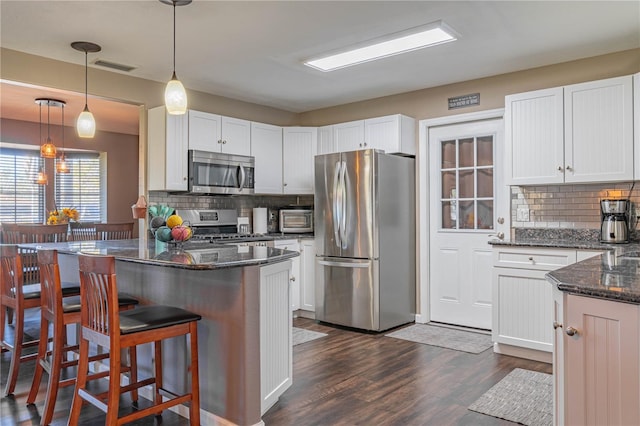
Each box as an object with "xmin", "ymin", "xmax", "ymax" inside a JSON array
[
  {"xmin": 332, "ymin": 161, "xmax": 342, "ymax": 247},
  {"xmin": 318, "ymin": 260, "xmax": 370, "ymax": 268},
  {"xmin": 339, "ymin": 160, "xmax": 348, "ymax": 248}
]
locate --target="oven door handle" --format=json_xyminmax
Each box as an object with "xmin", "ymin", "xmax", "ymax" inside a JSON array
[{"xmin": 238, "ymin": 164, "xmax": 246, "ymax": 191}]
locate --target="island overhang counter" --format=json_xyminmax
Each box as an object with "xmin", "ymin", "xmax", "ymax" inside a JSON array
[{"xmin": 20, "ymin": 238, "xmax": 298, "ymax": 426}]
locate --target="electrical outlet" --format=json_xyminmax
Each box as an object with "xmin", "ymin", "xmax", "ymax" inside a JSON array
[{"xmin": 516, "ymin": 208, "xmax": 530, "ymax": 222}]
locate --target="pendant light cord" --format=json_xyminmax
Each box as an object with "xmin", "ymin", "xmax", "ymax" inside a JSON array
[
  {"xmin": 39, "ymin": 102, "xmax": 42, "ymax": 143},
  {"xmin": 84, "ymin": 50, "xmax": 88, "ymax": 107},
  {"xmin": 47, "ymin": 101, "xmax": 51, "ymax": 141},
  {"xmin": 173, "ymin": 1, "xmax": 176, "ymax": 73}
]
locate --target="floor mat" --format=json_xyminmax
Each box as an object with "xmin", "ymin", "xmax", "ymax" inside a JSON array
[
  {"xmin": 468, "ymin": 368, "xmax": 553, "ymax": 426},
  {"xmin": 292, "ymin": 327, "xmax": 327, "ymax": 346},
  {"xmin": 385, "ymin": 323, "xmax": 492, "ymax": 354}
]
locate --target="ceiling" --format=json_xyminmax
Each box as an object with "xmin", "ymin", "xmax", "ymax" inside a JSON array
[{"xmin": 1, "ymin": 1, "xmax": 639, "ymax": 135}]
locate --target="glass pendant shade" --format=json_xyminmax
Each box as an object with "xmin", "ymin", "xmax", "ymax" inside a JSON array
[
  {"xmin": 40, "ymin": 139, "xmax": 57, "ymax": 158},
  {"xmin": 35, "ymin": 169, "xmax": 48, "ymax": 185},
  {"xmin": 165, "ymin": 73, "xmax": 187, "ymax": 115},
  {"xmin": 77, "ymin": 106, "xmax": 96, "ymax": 138},
  {"xmin": 56, "ymin": 153, "xmax": 70, "ymax": 174}
]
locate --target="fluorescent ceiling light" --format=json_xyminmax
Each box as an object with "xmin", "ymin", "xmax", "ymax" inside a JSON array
[{"xmin": 304, "ymin": 21, "xmax": 457, "ymax": 72}]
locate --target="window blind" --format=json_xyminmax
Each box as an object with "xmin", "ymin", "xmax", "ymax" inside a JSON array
[
  {"xmin": 0, "ymin": 149, "xmax": 44, "ymax": 223},
  {"xmin": 55, "ymin": 153, "xmax": 102, "ymax": 222}
]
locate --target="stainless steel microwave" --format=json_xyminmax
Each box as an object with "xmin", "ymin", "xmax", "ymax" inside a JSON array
[
  {"xmin": 279, "ymin": 209, "xmax": 314, "ymax": 233},
  {"xmin": 188, "ymin": 150, "xmax": 255, "ymax": 195}
]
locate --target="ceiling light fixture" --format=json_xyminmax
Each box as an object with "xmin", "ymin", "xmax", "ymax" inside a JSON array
[
  {"xmin": 304, "ymin": 21, "xmax": 458, "ymax": 72},
  {"xmin": 71, "ymin": 41, "xmax": 102, "ymax": 138},
  {"xmin": 161, "ymin": 0, "xmax": 191, "ymax": 115},
  {"xmin": 56, "ymin": 102, "xmax": 70, "ymax": 174},
  {"xmin": 36, "ymin": 98, "xmax": 65, "ymax": 159}
]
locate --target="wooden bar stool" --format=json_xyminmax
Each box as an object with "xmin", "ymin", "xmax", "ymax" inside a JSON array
[
  {"xmin": 69, "ymin": 222, "xmax": 97, "ymax": 241},
  {"xmin": 17, "ymin": 224, "xmax": 69, "ymax": 243},
  {"xmin": 0, "ymin": 246, "xmax": 79, "ymax": 396},
  {"xmin": 69, "ymin": 253, "xmax": 201, "ymax": 425},
  {"xmin": 26, "ymin": 249, "xmax": 139, "ymax": 426},
  {"xmin": 95, "ymin": 222, "xmax": 134, "ymax": 240}
]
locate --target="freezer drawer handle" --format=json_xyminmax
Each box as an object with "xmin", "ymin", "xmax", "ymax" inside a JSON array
[{"xmin": 318, "ymin": 260, "xmax": 370, "ymax": 268}]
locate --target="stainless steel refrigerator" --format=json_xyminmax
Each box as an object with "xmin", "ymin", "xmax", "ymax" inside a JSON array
[{"xmin": 314, "ymin": 149, "xmax": 415, "ymax": 331}]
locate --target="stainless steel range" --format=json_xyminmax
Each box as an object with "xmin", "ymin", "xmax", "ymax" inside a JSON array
[{"xmin": 177, "ymin": 209, "xmax": 274, "ymax": 245}]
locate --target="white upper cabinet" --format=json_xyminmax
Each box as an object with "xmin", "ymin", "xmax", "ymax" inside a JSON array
[
  {"xmin": 505, "ymin": 87, "xmax": 565, "ymax": 185},
  {"xmin": 564, "ymin": 75, "xmax": 633, "ymax": 183},
  {"xmin": 187, "ymin": 110, "xmax": 251, "ymax": 156},
  {"xmin": 332, "ymin": 114, "xmax": 415, "ymax": 155},
  {"xmin": 333, "ymin": 120, "xmax": 365, "ymax": 152},
  {"xmin": 506, "ymin": 75, "xmax": 634, "ymax": 185},
  {"xmin": 317, "ymin": 125, "xmax": 335, "ymax": 155},
  {"xmin": 364, "ymin": 114, "xmax": 416, "ymax": 156},
  {"xmin": 147, "ymin": 106, "xmax": 189, "ymax": 191},
  {"xmin": 251, "ymin": 122, "xmax": 283, "ymax": 194},
  {"xmin": 222, "ymin": 116, "xmax": 252, "ymax": 156},
  {"xmin": 188, "ymin": 110, "xmax": 221, "ymax": 152},
  {"xmin": 283, "ymin": 127, "xmax": 317, "ymax": 194}
]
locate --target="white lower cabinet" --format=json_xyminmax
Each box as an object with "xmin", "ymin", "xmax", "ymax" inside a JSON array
[
  {"xmin": 300, "ymin": 239, "xmax": 315, "ymax": 312},
  {"xmin": 259, "ymin": 261, "xmax": 292, "ymax": 414},
  {"xmin": 274, "ymin": 239, "xmax": 301, "ymax": 311},
  {"xmin": 554, "ymin": 291, "xmax": 640, "ymax": 425},
  {"xmin": 274, "ymin": 238, "xmax": 315, "ymax": 314},
  {"xmin": 492, "ymin": 246, "xmax": 602, "ymax": 362}
]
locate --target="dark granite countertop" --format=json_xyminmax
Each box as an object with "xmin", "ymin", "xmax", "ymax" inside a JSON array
[
  {"xmin": 18, "ymin": 238, "xmax": 299, "ymax": 270},
  {"xmin": 546, "ymin": 252, "xmax": 640, "ymax": 304},
  {"xmin": 489, "ymin": 227, "xmax": 640, "ymax": 251}
]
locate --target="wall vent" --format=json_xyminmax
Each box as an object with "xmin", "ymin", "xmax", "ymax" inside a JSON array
[{"xmin": 93, "ymin": 59, "xmax": 136, "ymax": 72}]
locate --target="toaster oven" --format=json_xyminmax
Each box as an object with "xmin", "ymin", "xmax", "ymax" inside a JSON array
[{"xmin": 279, "ymin": 209, "xmax": 313, "ymax": 233}]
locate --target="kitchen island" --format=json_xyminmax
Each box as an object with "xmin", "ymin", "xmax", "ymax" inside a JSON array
[
  {"xmin": 546, "ymin": 251, "xmax": 640, "ymax": 426},
  {"xmin": 23, "ymin": 238, "xmax": 298, "ymax": 426}
]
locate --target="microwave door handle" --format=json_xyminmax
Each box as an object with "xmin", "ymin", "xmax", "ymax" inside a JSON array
[
  {"xmin": 238, "ymin": 164, "xmax": 246, "ymax": 191},
  {"xmin": 332, "ymin": 161, "xmax": 341, "ymax": 247},
  {"xmin": 339, "ymin": 161, "xmax": 348, "ymax": 249}
]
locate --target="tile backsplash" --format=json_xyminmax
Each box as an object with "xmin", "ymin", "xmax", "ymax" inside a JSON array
[
  {"xmin": 148, "ymin": 191, "xmax": 314, "ymax": 230},
  {"xmin": 511, "ymin": 182, "xmax": 640, "ymax": 231}
]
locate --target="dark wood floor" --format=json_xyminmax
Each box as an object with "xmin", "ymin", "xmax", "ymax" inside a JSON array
[{"xmin": 2, "ymin": 314, "xmax": 551, "ymax": 425}]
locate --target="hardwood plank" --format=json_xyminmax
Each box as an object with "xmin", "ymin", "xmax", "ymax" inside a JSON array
[{"xmin": 2, "ymin": 314, "xmax": 551, "ymax": 425}]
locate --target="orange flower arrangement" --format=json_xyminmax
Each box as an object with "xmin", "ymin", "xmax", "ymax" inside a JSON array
[{"xmin": 47, "ymin": 207, "xmax": 79, "ymax": 225}]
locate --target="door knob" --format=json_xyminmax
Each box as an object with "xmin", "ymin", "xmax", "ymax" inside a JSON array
[
  {"xmin": 497, "ymin": 217, "xmax": 504, "ymax": 224},
  {"xmin": 565, "ymin": 326, "xmax": 578, "ymax": 336},
  {"xmin": 553, "ymin": 321, "xmax": 562, "ymax": 330}
]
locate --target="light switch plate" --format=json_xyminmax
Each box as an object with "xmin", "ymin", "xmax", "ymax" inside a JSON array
[{"xmin": 516, "ymin": 208, "xmax": 530, "ymax": 222}]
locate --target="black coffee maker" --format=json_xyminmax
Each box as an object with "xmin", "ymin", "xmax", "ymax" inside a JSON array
[{"xmin": 600, "ymin": 199, "xmax": 630, "ymax": 243}]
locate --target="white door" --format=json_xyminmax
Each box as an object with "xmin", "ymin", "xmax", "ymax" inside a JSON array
[{"xmin": 429, "ymin": 119, "xmax": 505, "ymax": 329}]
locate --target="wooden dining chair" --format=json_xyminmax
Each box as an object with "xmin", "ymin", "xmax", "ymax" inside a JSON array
[
  {"xmin": 1, "ymin": 223, "xmax": 24, "ymax": 244},
  {"xmin": 0, "ymin": 246, "xmax": 79, "ymax": 396},
  {"xmin": 17, "ymin": 223, "xmax": 69, "ymax": 243},
  {"xmin": 95, "ymin": 222, "xmax": 134, "ymax": 240},
  {"xmin": 69, "ymin": 222, "xmax": 97, "ymax": 241},
  {"xmin": 26, "ymin": 249, "xmax": 138, "ymax": 426},
  {"xmin": 69, "ymin": 253, "xmax": 201, "ymax": 425}
]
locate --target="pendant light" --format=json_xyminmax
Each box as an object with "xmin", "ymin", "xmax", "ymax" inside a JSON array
[
  {"xmin": 38, "ymin": 98, "xmax": 56, "ymax": 159},
  {"xmin": 161, "ymin": 0, "xmax": 191, "ymax": 115},
  {"xmin": 35, "ymin": 100, "xmax": 48, "ymax": 184},
  {"xmin": 56, "ymin": 102, "xmax": 70, "ymax": 174},
  {"xmin": 71, "ymin": 41, "xmax": 102, "ymax": 138}
]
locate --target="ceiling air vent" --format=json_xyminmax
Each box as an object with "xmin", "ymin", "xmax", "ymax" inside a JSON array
[{"xmin": 93, "ymin": 59, "xmax": 136, "ymax": 72}]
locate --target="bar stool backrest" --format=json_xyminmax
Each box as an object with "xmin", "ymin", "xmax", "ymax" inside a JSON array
[
  {"xmin": 0, "ymin": 245, "xmax": 25, "ymax": 303},
  {"xmin": 95, "ymin": 223, "xmax": 134, "ymax": 240},
  {"xmin": 36, "ymin": 249, "xmax": 64, "ymax": 321},
  {"xmin": 17, "ymin": 224, "xmax": 69, "ymax": 243},
  {"xmin": 77, "ymin": 254, "xmax": 120, "ymax": 347}
]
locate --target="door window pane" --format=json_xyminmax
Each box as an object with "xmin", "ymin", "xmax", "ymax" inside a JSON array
[
  {"xmin": 458, "ymin": 138, "xmax": 474, "ymax": 168},
  {"xmin": 438, "ymin": 134, "xmax": 495, "ymax": 231},
  {"xmin": 441, "ymin": 140, "xmax": 456, "ymax": 169}
]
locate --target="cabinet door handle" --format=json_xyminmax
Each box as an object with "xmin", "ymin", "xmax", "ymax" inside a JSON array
[
  {"xmin": 566, "ymin": 165, "xmax": 572, "ymax": 171},
  {"xmin": 218, "ymin": 139, "xmax": 223, "ymax": 144},
  {"xmin": 528, "ymin": 256, "xmax": 534, "ymax": 262},
  {"xmin": 290, "ymin": 276, "xmax": 296, "ymax": 282},
  {"xmin": 565, "ymin": 326, "xmax": 578, "ymax": 336},
  {"xmin": 557, "ymin": 166, "xmax": 563, "ymax": 171},
  {"xmin": 553, "ymin": 321, "xmax": 562, "ymax": 330}
]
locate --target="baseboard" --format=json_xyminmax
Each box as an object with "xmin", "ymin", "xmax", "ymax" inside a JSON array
[
  {"xmin": 294, "ymin": 309, "xmax": 315, "ymax": 320},
  {"xmin": 493, "ymin": 342, "xmax": 552, "ymax": 364}
]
